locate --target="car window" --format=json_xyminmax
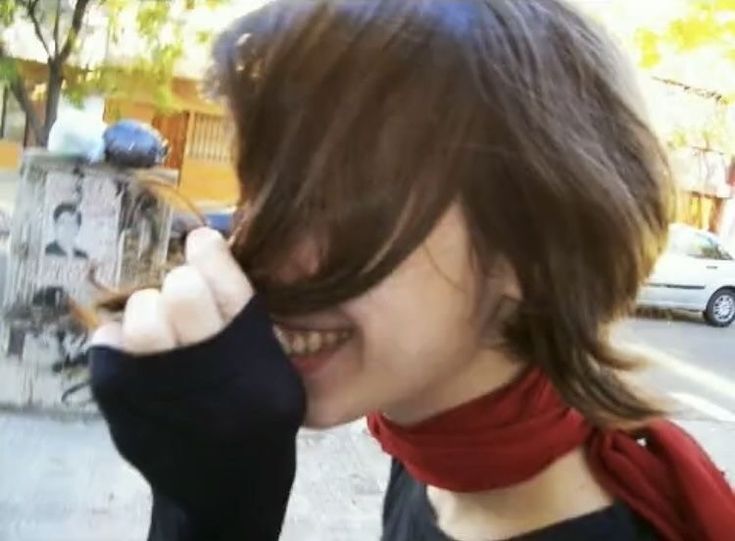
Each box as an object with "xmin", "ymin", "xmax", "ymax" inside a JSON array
[
  {"xmin": 666, "ymin": 229, "xmax": 690, "ymax": 256},
  {"xmin": 717, "ymin": 244, "xmax": 734, "ymax": 260},
  {"xmin": 667, "ymin": 228, "xmax": 727, "ymax": 259},
  {"xmin": 696, "ymin": 234, "xmax": 734, "ymax": 260}
]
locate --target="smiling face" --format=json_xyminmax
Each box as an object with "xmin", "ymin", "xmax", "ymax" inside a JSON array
[
  {"xmin": 218, "ymin": 0, "xmax": 672, "ymax": 428},
  {"xmin": 273, "ymin": 204, "xmax": 522, "ymax": 428}
]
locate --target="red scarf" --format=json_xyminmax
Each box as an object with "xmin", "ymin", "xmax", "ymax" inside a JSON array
[{"xmin": 367, "ymin": 368, "xmax": 735, "ymax": 541}]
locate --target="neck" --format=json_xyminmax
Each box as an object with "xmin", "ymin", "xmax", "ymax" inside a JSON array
[
  {"xmin": 372, "ymin": 350, "xmax": 615, "ymax": 540},
  {"xmin": 382, "ymin": 347, "xmax": 523, "ymax": 426},
  {"xmin": 427, "ymin": 447, "xmax": 613, "ymax": 541},
  {"xmin": 58, "ymin": 240, "xmax": 74, "ymax": 253}
]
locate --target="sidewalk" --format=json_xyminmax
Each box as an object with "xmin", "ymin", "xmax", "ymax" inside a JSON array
[
  {"xmin": 1, "ymin": 409, "xmax": 733, "ymax": 541},
  {"xmin": 0, "ymin": 170, "xmax": 18, "ymax": 211},
  {"xmin": 0, "ymin": 412, "xmax": 387, "ymax": 541}
]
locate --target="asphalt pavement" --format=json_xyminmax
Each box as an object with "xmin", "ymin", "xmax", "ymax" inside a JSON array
[
  {"xmin": 616, "ymin": 310, "xmax": 735, "ymax": 421},
  {"xmin": 0, "ymin": 313, "xmax": 733, "ymax": 541}
]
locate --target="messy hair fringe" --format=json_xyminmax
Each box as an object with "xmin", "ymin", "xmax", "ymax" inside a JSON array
[{"xmin": 90, "ymin": 0, "xmax": 674, "ymax": 428}]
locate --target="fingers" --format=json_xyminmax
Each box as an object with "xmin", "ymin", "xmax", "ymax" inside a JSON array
[
  {"xmin": 105, "ymin": 269, "xmax": 224, "ymax": 355},
  {"xmin": 161, "ymin": 264, "xmax": 225, "ymax": 345},
  {"xmin": 100, "ymin": 227, "xmax": 251, "ymax": 355},
  {"xmin": 122, "ymin": 289, "xmax": 177, "ymax": 354},
  {"xmin": 185, "ymin": 227, "xmax": 253, "ymax": 321}
]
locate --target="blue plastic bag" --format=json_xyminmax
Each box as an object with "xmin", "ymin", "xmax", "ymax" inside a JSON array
[{"xmin": 104, "ymin": 120, "xmax": 168, "ymax": 168}]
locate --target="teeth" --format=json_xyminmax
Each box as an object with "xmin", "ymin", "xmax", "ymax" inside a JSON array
[
  {"xmin": 292, "ymin": 334, "xmax": 306, "ymax": 355},
  {"xmin": 274, "ymin": 327, "xmax": 287, "ymax": 346},
  {"xmin": 273, "ymin": 326, "xmax": 352, "ymax": 357},
  {"xmin": 307, "ymin": 331, "xmax": 321, "ymax": 352},
  {"xmin": 323, "ymin": 332, "xmax": 338, "ymax": 347}
]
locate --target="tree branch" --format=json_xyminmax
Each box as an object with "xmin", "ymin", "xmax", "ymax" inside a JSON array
[
  {"xmin": 53, "ymin": 0, "xmax": 61, "ymax": 57},
  {"xmin": 652, "ymin": 76, "xmax": 726, "ymax": 103},
  {"xmin": 58, "ymin": 0, "xmax": 92, "ymax": 63},
  {"xmin": 25, "ymin": 0, "xmax": 52, "ymax": 60}
]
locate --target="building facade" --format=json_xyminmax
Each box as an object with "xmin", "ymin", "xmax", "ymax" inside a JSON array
[{"xmin": 0, "ymin": 60, "xmax": 238, "ymax": 207}]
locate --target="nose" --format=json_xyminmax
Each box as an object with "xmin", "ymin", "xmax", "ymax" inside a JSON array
[{"xmin": 273, "ymin": 237, "xmax": 322, "ymax": 284}]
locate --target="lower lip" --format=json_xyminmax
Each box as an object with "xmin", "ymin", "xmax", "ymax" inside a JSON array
[{"xmin": 289, "ymin": 345, "xmax": 343, "ymax": 377}]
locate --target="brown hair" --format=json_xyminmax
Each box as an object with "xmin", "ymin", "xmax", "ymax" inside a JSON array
[{"xmin": 208, "ymin": 0, "xmax": 674, "ymax": 426}]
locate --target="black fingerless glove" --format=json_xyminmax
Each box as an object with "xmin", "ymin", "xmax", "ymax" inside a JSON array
[{"xmin": 90, "ymin": 296, "xmax": 306, "ymax": 541}]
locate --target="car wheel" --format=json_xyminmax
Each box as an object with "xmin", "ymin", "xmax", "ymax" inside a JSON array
[{"xmin": 704, "ymin": 288, "xmax": 735, "ymax": 327}]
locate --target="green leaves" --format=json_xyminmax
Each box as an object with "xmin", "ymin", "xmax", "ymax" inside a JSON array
[
  {"xmin": 635, "ymin": 29, "xmax": 662, "ymax": 68},
  {"xmin": 0, "ymin": 56, "xmax": 18, "ymax": 84},
  {"xmin": 136, "ymin": 1, "xmax": 170, "ymax": 38},
  {"xmin": 185, "ymin": 0, "xmax": 228, "ymax": 10},
  {"xmin": 636, "ymin": 1, "xmax": 735, "ymax": 68},
  {"xmin": 2, "ymin": 0, "xmax": 229, "ymax": 143},
  {"xmin": 0, "ymin": 0, "xmax": 17, "ymax": 28},
  {"xmin": 626, "ymin": 2, "xmax": 735, "ymax": 154}
]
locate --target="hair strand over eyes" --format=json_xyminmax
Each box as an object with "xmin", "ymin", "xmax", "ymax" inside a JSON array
[{"xmin": 204, "ymin": 0, "xmax": 675, "ymax": 427}]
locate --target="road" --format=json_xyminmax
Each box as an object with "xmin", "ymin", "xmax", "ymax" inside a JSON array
[
  {"xmin": 0, "ymin": 315, "xmax": 733, "ymax": 541},
  {"xmin": 614, "ymin": 311, "xmax": 735, "ymax": 493},
  {"xmin": 616, "ymin": 311, "xmax": 735, "ymax": 421}
]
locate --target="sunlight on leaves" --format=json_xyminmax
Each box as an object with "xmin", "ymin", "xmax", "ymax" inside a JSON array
[{"xmin": 635, "ymin": 29, "xmax": 662, "ymax": 68}]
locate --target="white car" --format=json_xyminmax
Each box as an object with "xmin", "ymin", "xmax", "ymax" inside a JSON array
[{"xmin": 637, "ymin": 224, "xmax": 735, "ymax": 327}]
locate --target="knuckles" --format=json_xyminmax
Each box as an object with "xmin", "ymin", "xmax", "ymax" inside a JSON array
[{"xmin": 185, "ymin": 227, "xmax": 228, "ymax": 262}]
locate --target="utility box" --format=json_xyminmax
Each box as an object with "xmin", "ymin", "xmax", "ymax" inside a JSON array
[{"xmin": 0, "ymin": 150, "xmax": 176, "ymax": 411}]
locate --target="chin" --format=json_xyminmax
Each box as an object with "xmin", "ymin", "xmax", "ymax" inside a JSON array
[{"xmin": 302, "ymin": 399, "xmax": 365, "ymax": 430}]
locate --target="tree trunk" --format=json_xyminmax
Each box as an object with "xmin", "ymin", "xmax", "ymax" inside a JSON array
[
  {"xmin": 43, "ymin": 61, "xmax": 64, "ymax": 146},
  {"xmin": 8, "ymin": 78, "xmax": 44, "ymax": 146}
]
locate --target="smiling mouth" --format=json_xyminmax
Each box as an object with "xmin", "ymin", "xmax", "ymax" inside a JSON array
[{"xmin": 273, "ymin": 325, "xmax": 353, "ymax": 358}]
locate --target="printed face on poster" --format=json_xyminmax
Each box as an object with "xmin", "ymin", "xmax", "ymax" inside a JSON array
[
  {"xmin": 36, "ymin": 171, "xmax": 122, "ymax": 305},
  {"xmin": 0, "ymin": 152, "xmax": 176, "ymax": 409}
]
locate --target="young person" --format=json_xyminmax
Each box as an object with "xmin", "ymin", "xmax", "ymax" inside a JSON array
[
  {"xmin": 89, "ymin": 1, "xmax": 735, "ymax": 540},
  {"xmin": 45, "ymin": 203, "xmax": 89, "ymax": 259}
]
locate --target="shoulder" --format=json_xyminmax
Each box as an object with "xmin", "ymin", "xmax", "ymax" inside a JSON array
[
  {"xmin": 384, "ymin": 460, "xmax": 415, "ymax": 511},
  {"xmin": 45, "ymin": 241, "xmax": 63, "ymax": 255},
  {"xmin": 516, "ymin": 501, "xmax": 658, "ymax": 541},
  {"xmin": 382, "ymin": 460, "xmax": 449, "ymax": 541},
  {"xmin": 381, "ymin": 462, "xmax": 657, "ymax": 541}
]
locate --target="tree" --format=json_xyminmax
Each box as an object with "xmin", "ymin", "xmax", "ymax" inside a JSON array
[
  {"xmin": 0, "ymin": 0, "xmax": 225, "ymax": 146},
  {"xmin": 626, "ymin": 0, "xmax": 735, "ymax": 231},
  {"xmin": 631, "ymin": 0, "xmax": 735, "ymax": 154},
  {"xmin": 635, "ymin": 0, "xmax": 735, "ymax": 71},
  {"xmin": 575, "ymin": 0, "xmax": 735, "ymax": 153}
]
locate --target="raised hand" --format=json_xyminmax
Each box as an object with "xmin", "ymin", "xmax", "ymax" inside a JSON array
[
  {"xmin": 88, "ymin": 227, "xmax": 305, "ymax": 541},
  {"xmin": 91, "ymin": 227, "xmax": 253, "ymax": 354}
]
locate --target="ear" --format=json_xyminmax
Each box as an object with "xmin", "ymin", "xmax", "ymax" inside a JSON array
[
  {"xmin": 495, "ymin": 256, "xmax": 522, "ymax": 302},
  {"xmin": 477, "ymin": 256, "xmax": 522, "ymax": 347}
]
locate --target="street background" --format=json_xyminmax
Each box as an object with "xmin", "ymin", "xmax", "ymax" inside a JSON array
[
  {"xmin": 1, "ymin": 1, "xmax": 735, "ymax": 540},
  {"xmin": 0, "ymin": 312, "xmax": 733, "ymax": 541}
]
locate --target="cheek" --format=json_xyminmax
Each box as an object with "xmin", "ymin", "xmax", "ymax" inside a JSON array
[
  {"xmin": 60, "ymin": 224, "xmax": 77, "ymax": 237},
  {"xmin": 303, "ymin": 205, "xmax": 485, "ymax": 426},
  {"xmin": 354, "ymin": 265, "xmax": 478, "ymax": 381}
]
